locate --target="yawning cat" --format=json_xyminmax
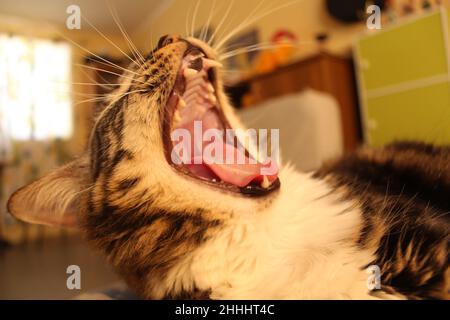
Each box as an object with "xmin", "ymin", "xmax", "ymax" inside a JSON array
[{"xmin": 8, "ymin": 35, "xmax": 449, "ymax": 300}]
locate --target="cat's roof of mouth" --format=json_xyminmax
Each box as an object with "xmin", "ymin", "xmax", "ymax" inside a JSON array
[{"xmin": 161, "ymin": 41, "xmax": 281, "ymax": 197}]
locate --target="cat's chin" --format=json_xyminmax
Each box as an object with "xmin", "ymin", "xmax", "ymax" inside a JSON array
[{"xmin": 161, "ymin": 42, "xmax": 280, "ymax": 197}]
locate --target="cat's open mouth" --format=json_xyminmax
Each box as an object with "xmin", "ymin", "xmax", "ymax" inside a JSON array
[{"xmin": 162, "ymin": 43, "xmax": 280, "ymax": 197}]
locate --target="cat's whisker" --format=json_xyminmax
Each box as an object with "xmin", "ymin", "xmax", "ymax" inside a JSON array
[
  {"xmin": 107, "ymin": 1, "xmax": 146, "ymax": 66},
  {"xmin": 52, "ymin": 82, "xmax": 116, "ymax": 97},
  {"xmin": 110, "ymin": 12, "xmax": 145, "ymax": 66},
  {"xmin": 79, "ymin": 67, "xmax": 116, "ymax": 91},
  {"xmin": 190, "ymin": 0, "xmax": 202, "ymax": 38},
  {"xmin": 54, "ymin": 30, "xmax": 138, "ymax": 79},
  {"xmin": 218, "ymin": 39, "xmax": 276, "ymax": 55},
  {"xmin": 83, "ymin": 57, "xmax": 141, "ymax": 77},
  {"xmin": 67, "ymin": 82, "xmax": 122, "ymax": 87},
  {"xmin": 214, "ymin": 0, "xmax": 302, "ymax": 52},
  {"xmin": 74, "ymin": 88, "xmax": 147, "ymax": 106},
  {"xmin": 218, "ymin": 69, "xmax": 245, "ymax": 74},
  {"xmin": 50, "ymin": 80, "xmax": 119, "ymax": 94},
  {"xmin": 81, "ymin": 14, "xmax": 141, "ymax": 67},
  {"xmin": 200, "ymin": 0, "xmax": 216, "ymax": 42},
  {"xmin": 185, "ymin": 4, "xmax": 193, "ymax": 39},
  {"xmin": 73, "ymin": 96, "xmax": 111, "ymax": 106},
  {"xmin": 116, "ymin": 88, "xmax": 148, "ymax": 98},
  {"xmin": 213, "ymin": 0, "xmax": 266, "ymax": 51},
  {"xmin": 55, "ymin": 90, "xmax": 110, "ymax": 98},
  {"xmin": 141, "ymin": 16, "xmax": 156, "ymax": 54},
  {"xmin": 218, "ymin": 42, "xmax": 282, "ymax": 58},
  {"xmin": 213, "ymin": 0, "xmax": 268, "ymax": 52},
  {"xmin": 148, "ymin": 23, "xmax": 156, "ymax": 53},
  {"xmin": 46, "ymin": 68, "xmax": 114, "ymax": 91},
  {"xmin": 220, "ymin": 40, "xmax": 304, "ymax": 58},
  {"xmin": 219, "ymin": 44, "xmax": 292, "ymax": 61},
  {"xmin": 96, "ymin": 69, "xmax": 115, "ymax": 85},
  {"xmin": 207, "ymin": 0, "xmax": 234, "ymax": 46},
  {"xmin": 74, "ymin": 63, "xmax": 146, "ymax": 85},
  {"xmin": 108, "ymin": 88, "xmax": 155, "ymax": 107}
]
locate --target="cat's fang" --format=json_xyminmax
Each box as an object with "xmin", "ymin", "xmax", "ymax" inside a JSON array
[
  {"xmin": 208, "ymin": 93, "xmax": 217, "ymax": 104},
  {"xmin": 261, "ymin": 176, "xmax": 271, "ymax": 189},
  {"xmin": 173, "ymin": 110, "xmax": 181, "ymax": 125},
  {"xmin": 206, "ymin": 83, "xmax": 215, "ymax": 93},
  {"xmin": 203, "ymin": 58, "xmax": 223, "ymax": 69}
]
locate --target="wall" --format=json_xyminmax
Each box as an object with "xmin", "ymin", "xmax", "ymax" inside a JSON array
[
  {"xmin": 134, "ymin": 0, "xmax": 368, "ymax": 59},
  {"xmin": 135, "ymin": 0, "xmax": 450, "ymax": 60}
]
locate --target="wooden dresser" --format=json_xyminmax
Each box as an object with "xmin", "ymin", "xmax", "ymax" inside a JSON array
[{"xmin": 227, "ymin": 53, "xmax": 361, "ymax": 151}]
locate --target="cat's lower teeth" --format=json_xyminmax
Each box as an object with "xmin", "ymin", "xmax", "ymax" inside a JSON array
[
  {"xmin": 261, "ymin": 176, "xmax": 271, "ymax": 189},
  {"xmin": 173, "ymin": 110, "xmax": 181, "ymax": 124},
  {"xmin": 206, "ymin": 83, "xmax": 215, "ymax": 93},
  {"xmin": 207, "ymin": 93, "xmax": 216, "ymax": 104}
]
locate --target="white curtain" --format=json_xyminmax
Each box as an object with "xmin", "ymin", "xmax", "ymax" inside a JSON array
[{"xmin": 0, "ymin": 34, "xmax": 73, "ymax": 242}]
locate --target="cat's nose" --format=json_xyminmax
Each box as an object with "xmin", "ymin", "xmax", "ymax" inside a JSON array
[{"xmin": 157, "ymin": 34, "xmax": 180, "ymax": 49}]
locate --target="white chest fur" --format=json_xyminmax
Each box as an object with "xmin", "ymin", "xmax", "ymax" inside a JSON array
[{"xmin": 166, "ymin": 168, "xmax": 382, "ymax": 299}]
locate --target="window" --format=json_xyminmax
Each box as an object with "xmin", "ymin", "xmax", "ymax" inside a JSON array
[{"xmin": 0, "ymin": 34, "xmax": 72, "ymax": 141}]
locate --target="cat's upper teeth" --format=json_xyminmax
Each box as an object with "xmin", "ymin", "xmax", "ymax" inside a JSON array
[
  {"xmin": 203, "ymin": 58, "xmax": 223, "ymax": 69},
  {"xmin": 183, "ymin": 68, "xmax": 198, "ymax": 78},
  {"xmin": 184, "ymin": 93, "xmax": 199, "ymax": 107}
]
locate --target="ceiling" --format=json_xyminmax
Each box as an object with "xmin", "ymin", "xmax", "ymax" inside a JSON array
[{"xmin": 0, "ymin": 0, "xmax": 173, "ymax": 35}]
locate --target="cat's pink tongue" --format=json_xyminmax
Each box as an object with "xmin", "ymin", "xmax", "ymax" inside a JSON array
[
  {"xmin": 176, "ymin": 97, "xmax": 278, "ymax": 188},
  {"xmin": 201, "ymin": 143, "xmax": 278, "ymax": 188}
]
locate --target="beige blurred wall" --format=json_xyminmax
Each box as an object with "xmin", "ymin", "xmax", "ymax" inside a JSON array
[
  {"xmin": 135, "ymin": 0, "xmax": 450, "ymax": 58},
  {"xmin": 2, "ymin": 0, "xmax": 450, "ymax": 155},
  {"xmin": 134, "ymin": 0, "xmax": 368, "ymax": 58}
]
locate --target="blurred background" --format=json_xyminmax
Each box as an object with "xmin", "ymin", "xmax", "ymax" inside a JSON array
[{"xmin": 0, "ymin": 0, "xmax": 449, "ymax": 299}]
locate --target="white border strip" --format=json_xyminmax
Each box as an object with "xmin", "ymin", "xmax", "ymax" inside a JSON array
[
  {"xmin": 353, "ymin": 42, "xmax": 371, "ymax": 145},
  {"xmin": 440, "ymin": 7, "xmax": 450, "ymax": 81},
  {"xmin": 366, "ymin": 74, "xmax": 449, "ymax": 99}
]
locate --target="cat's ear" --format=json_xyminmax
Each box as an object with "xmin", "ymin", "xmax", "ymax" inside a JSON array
[{"xmin": 7, "ymin": 155, "xmax": 90, "ymax": 228}]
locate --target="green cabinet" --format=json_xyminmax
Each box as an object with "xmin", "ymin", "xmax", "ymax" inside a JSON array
[{"xmin": 355, "ymin": 9, "xmax": 450, "ymax": 146}]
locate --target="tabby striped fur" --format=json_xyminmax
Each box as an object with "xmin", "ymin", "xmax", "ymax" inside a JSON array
[{"xmin": 8, "ymin": 37, "xmax": 449, "ymax": 299}]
